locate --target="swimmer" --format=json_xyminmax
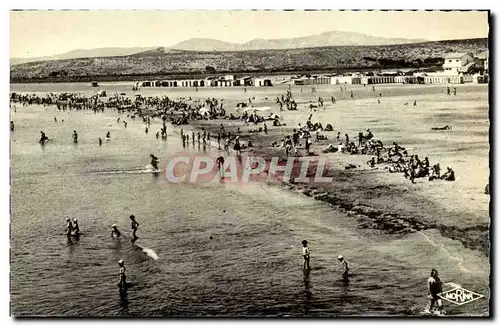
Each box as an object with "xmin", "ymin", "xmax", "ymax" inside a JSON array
[
  {"xmin": 130, "ymin": 215, "xmax": 139, "ymax": 239},
  {"xmin": 39, "ymin": 131, "xmax": 48, "ymax": 144},
  {"xmin": 338, "ymin": 255, "xmax": 349, "ymax": 279},
  {"xmin": 98, "ymin": 137, "xmax": 102, "ymax": 146},
  {"xmin": 150, "ymin": 154, "xmax": 159, "ymax": 170},
  {"xmin": 302, "ymin": 240, "xmax": 311, "ymax": 270},
  {"xmin": 216, "ymin": 156, "xmax": 225, "ymax": 171},
  {"xmin": 106, "ymin": 131, "xmax": 111, "ymax": 139},
  {"xmin": 111, "ymin": 224, "xmax": 121, "ymax": 238},
  {"xmin": 117, "ymin": 259, "xmax": 126, "ymax": 289},
  {"xmin": 72, "ymin": 218, "xmax": 80, "ymax": 236},
  {"xmin": 73, "ymin": 130, "xmax": 78, "ymax": 143},
  {"xmin": 427, "ymin": 269, "xmax": 443, "ymax": 314},
  {"xmin": 65, "ymin": 217, "xmax": 73, "ymax": 237},
  {"xmin": 10, "ymin": 121, "xmax": 14, "ymax": 132}
]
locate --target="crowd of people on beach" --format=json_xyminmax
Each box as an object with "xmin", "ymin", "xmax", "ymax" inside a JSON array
[{"xmin": 322, "ymin": 129, "xmax": 456, "ymax": 183}]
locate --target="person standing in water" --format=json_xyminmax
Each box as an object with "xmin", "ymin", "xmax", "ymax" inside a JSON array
[
  {"xmin": 427, "ymin": 269, "xmax": 443, "ymax": 314},
  {"xmin": 72, "ymin": 130, "xmax": 78, "ymax": 143},
  {"xmin": 150, "ymin": 154, "xmax": 159, "ymax": 170},
  {"xmin": 338, "ymin": 255, "xmax": 349, "ymax": 279},
  {"xmin": 72, "ymin": 218, "xmax": 80, "ymax": 236},
  {"xmin": 111, "ymin": 224, "xmax": 121, "ymax": 238},
  {"xmin": 118, "ymin": 259, "xmax": 126, "ymax": 289},
  {"xmin": 302, "ymin": 240, "xmax": 311, "ymax": 270},
  {"xmin": 98, "ymin": 137, "xmax": 102, "ymax": 146},
  {"xmin": 130, "ymin": 215, "xmax": 139, "ymax": 239},
  {"xmin": 233, "ymin": 137, "xmax": 242, "ymax": 156},
  {"xmin": 39, "ymin": 131, "xmax": 48, "ymax": 144},
  {"xmin": 65, "ymin": 217, "xmax": 73, "ymax": 237},
  {"xmin": 216, "ymin": 155, "xmax": 225, "ymax": 171},
  {"xmin": 106, "ymin": 131, "xmax": 111, "ymax": 139}
]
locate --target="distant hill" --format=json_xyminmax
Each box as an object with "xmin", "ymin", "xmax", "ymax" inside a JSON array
[
  {"xmin": 170, "ymin": 31, "xmax": 427, "ymax": 51},
  {"xmin": 10, "ymin": 38, "xmax": 488, "ymax": 83},
  {"xmin": 10, "ymin": 47, "xmax": 158, "ymax": 65},
  {"xmin": 11, "ymin": 31, "xmax": 426, "ymax": 65}
]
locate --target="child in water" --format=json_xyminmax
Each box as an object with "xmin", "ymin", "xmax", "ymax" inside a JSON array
[
  {"xmin": 65, "ymin": 217, "xmax": 73, "ymax": 237},
  {"xmin": 130, "ymin": 215, "xmax": 139, "ymax": 239},
  {"xmin": 118, "ymin": 259, "xmax": 126, "ymax": 289},
  {"xmin": 72, "ymin": 218, "xmax": 80, "ymax": 236},
  {"xmin": 338, "ymin": 255, "xmax": 349, "ymax": 279},
  {"xmin": 302, "ymin": 240, "xmax": 311, "ymax": 270},
  {"xmin": 111, "ymin": 224, "xmax": 121, "ymax": 238}
]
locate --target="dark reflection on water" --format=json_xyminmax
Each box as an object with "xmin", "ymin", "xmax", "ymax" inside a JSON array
[{"xmin": 302, "ymin": 268, "xmax": 312, "ymax": 315}]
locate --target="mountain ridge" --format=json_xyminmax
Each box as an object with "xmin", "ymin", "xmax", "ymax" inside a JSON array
[{"xmin": 11, "ymin": 30, "xmax": 427, "ymax": 65}]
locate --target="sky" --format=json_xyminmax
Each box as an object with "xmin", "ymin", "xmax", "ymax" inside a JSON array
[{"xmin": 10, "ymin": 10, "xmax": 489, "ymax": 58}]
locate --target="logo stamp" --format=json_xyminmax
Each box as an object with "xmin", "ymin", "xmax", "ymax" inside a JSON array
[{"xmin": 438, "ymin": 287, "xmax": 485, "ymax": 306}]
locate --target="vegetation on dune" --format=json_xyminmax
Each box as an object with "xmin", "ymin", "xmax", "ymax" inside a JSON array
[{"xmin": 10, "ymin": 38, "xmax": 488, "ymax": 83}]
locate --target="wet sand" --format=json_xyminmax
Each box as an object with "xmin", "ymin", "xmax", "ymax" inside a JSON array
[{"xmin": 172, "ymin": 83, "xmax": 490, "ymax": 255}]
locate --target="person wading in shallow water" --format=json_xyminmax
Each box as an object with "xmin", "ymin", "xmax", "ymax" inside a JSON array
[
  {"xmin": 427, "ymin": 269, "xmax": 443, "ymax": 314},
  {"xmin": 65, "ymin": 217, "xmax": 73, "ymax": 237},
  {"xmin": 150, "ymin": 154, "xmax": 159, "ymax": 170},
  {"xmin": 338, "ymin": 255, "xmax": 349, "ymax": 280},
  {"xmin": 72, "ymin": 218, "xmax": 80, "ymax": 236},
  {"xmin": 216, "ymin": 155, "xmax": 225, "ymax": 171},
  {"xmin": 302, "ymin": 240, "xmax": 311, "ymax": 270},
  {"xmin": 111, "ymin": 224, "xmax": 121, "ymax": 238},
  {"xmin": 118, "ymin": 259, "xmax": 126, "ymax": 290},
  {"xmin": 130, "ymin": 215, "xmax": 139, "ymax": 240}
]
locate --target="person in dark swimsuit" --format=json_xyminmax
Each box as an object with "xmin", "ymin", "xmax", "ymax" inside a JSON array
[
  {"xmin": 150, "ymin": 154, "xmax": 159, "ymax": 170},
  {"xmin": 130, "ymin": 215, "xmax": 139, "ymax": 239},
  {"xmin": 427, "ymin": 269, "xmax": 443, "ymax": 314},
  {"xmin": 216, "ymin": 156, "xmax": 225, "ymax": 171}
]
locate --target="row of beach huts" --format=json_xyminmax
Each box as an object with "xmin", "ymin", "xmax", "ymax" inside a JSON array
[{"xmin": 135, "ymin": 75, "xmax": 273, "ymax": 89}]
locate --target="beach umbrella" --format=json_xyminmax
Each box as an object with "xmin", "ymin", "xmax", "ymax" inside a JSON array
[{"xmin": 199, "ymin": 108, "xmax": 209, "ymax": 115}]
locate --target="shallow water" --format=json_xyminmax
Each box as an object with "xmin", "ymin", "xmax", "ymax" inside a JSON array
[{"xmin": 10, "ymin": 82, "xmax": 490, "ymax": 316}]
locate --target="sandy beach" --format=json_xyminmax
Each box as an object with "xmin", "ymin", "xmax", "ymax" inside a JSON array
[
  {"xmin": 9, "ymin": 81, "xmax": 490, "ymax": 316},
  {"xmin": 162, "ymin": 83, "xmax": 489, "ymax": 255}
]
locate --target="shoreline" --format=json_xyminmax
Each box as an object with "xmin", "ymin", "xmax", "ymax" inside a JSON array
[
  {"xmin": 10, "ymin": 84, "xmax": 489, "ymax": 257},
  {"xmin": 173, "ymin": 117, "xmax": 489, "ymax": 257}
]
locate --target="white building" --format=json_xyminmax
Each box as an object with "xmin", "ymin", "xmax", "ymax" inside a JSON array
[
  {"xmin": 476, "ymin": 51, "xmax": 489, "ymax": 74},
  {"xmin": 442, "ymin": 52, "xmax": 475, "ymax": 74}
]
